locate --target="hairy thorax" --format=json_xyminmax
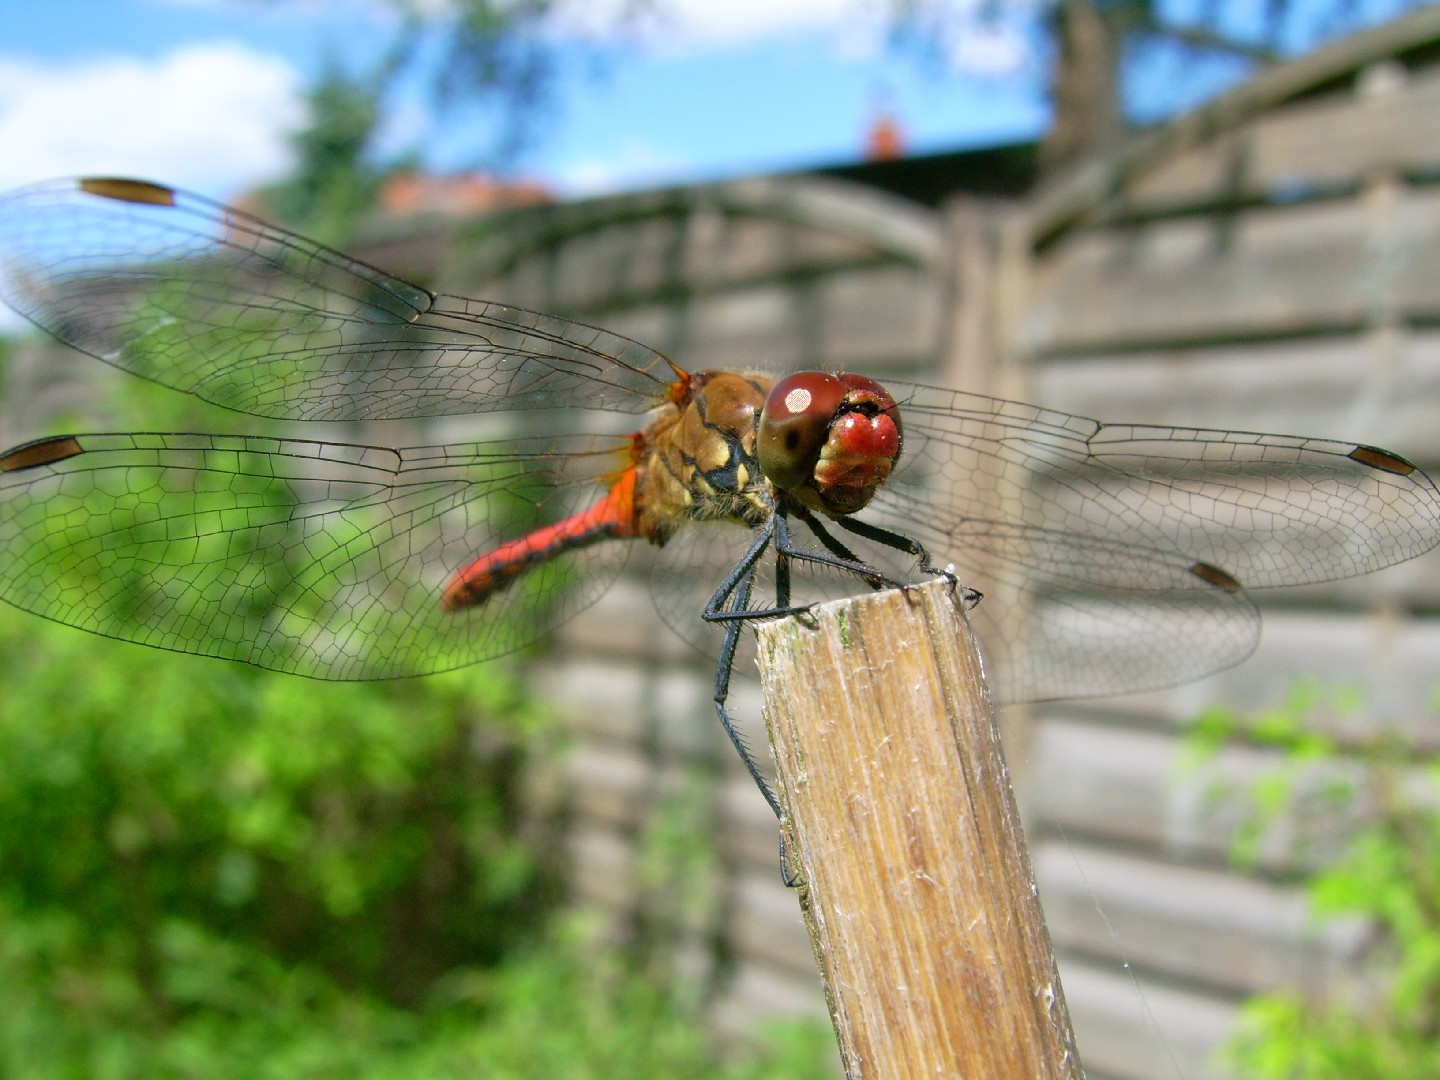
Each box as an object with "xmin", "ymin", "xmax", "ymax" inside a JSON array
[{"xmin": 635, "ymin": 370, "xmax": 777, "ymax": 543}]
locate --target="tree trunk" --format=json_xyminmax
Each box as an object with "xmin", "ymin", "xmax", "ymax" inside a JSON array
[{"xmin": 1041, "ymin": 0, "xmax": 1125, "ymax": 174}]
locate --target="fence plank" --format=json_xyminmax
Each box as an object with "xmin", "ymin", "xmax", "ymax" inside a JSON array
[
  {"xmin": 1060, "ymin": 606, "xmax": 1440, "ymax": 741},
  {"xmin": 1024, "ymin": 188, "xmax": 1440, "ymax": 353},
  {"xmin": 1033, "ymin": 331, "xmax": 1440, "ymax": 463},
  {"xmin": 1035, "ymin": 841, "xmax": 1367, "ymax": 993},
  {"xmin": 1058, "ymin": 960, "xmax": 1237, "ymax": 1080},
  {"xmin": 1028, "ymin": 713, "xmax": 1381, "ymax": 871},
  {"xmin": 1128, "ymin": 67, "xmax": 1440, "ymax": 210}
]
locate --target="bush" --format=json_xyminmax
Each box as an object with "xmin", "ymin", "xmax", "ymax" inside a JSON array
[
  {"xmin": 1186, "ymin": 684, "xmax": 1440, "ymax": 1079},
  {"xmin": 0, "ymin": 610, "xmax": 838, "ymax": 1078}
]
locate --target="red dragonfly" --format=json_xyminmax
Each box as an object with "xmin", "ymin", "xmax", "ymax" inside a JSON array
[{"xmin": 1, "ymin": 177, "xmax": 1437, "ymax": 817}]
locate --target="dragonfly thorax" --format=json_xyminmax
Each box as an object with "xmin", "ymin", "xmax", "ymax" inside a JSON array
[{"xmin": 637, "ymin": 370, "xmax": 776, "ymax": 541}]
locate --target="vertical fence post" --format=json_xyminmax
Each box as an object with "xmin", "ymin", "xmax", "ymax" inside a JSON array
[{"xmin": 755, "ymin": 579, "xmax": 1080, "ymax": 1079}]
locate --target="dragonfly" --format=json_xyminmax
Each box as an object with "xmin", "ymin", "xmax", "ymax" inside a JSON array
[{"xmin": 2, "ymin": 176, "xmax": 1438, "ymax": 823}]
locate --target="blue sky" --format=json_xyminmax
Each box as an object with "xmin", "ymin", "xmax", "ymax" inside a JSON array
[
  {"xmin": 0, "ymin": 0, "xmax": 1419, "ymax": 202},
  {"xmin": 0, "ymin": 0, "xmax": 1051, "ymax": 200}
]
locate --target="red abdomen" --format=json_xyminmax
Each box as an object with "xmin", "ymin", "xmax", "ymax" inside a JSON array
[{"xmin": 441, "ymin": 468, "xmax": 641, "ymax": 609}]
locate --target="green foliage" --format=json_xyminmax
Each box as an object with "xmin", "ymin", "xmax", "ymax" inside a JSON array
[
  {"xmin": 0, "ymin": 607, "xmax": 839, "ymax": 1078},
  {"xmin": 0, "ymin": 605, "xmax": 545, "ymax": 973},
  {"xmin": 1184, "ymin": 682, "xmax": 1363, "ymax": 868},
  {"xmin": 258, "ymin": 58, "xmax": 387, "ymax": 243},
  {"xmin": 1183, "ymin": 683, "xmax": 1440, "ymax": 1079}
]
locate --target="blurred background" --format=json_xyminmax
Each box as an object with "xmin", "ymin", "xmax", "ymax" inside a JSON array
[{"xmin": 2, "ymin": 2, "xmax": 1440, "ymax": 1078}]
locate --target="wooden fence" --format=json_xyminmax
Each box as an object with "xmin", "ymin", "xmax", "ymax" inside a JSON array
[{"xmin": 995, "ymin": 8, "xmax": 1440, "ymax": 1077}]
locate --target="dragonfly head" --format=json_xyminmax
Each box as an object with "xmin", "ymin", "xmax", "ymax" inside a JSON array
[{"xmin": 757, "ymin": 371, "xmax": 902, "ymax": 516}]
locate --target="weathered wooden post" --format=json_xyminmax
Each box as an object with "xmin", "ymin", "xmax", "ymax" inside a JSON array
[{"xmin": 755, "ymin": 578, "xmax": 1080, "ymax": 1079}]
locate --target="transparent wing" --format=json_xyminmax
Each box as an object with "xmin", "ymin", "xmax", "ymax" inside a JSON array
[
  {"xmin": 0, "ymin": 430, "xmax": 639, "ymax": 678},
  {"xmin": 647, "ymin": 511, "xmax": 1261, "ymax": 704},
  {"xmin": 884, "ymin": 381, "xmax": 1440, "ymax": 590},
  {"xmin": 5, "ymin": 179, "xmax": 1437, "ymax": 699},
  {"xmin": 0, "ymin": 178, "xmax": 680, "ymax": 422},
  {"xmin": 847, "ymin": 380, "xmax": 1440, "ymax": 699}
]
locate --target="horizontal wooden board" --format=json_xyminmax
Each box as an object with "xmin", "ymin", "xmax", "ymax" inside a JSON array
[
  {"xmin": 551, "ymin": 575, "xmax": 706, "ymax": 666},
  {"xmin": 681, "ymin": 209, "xmax": 891, "ymax": 284},
  {"xmin": 561, "ymin": 744, "xmax": 691, "ymax": 829},
  {"xmin": 677, "ymin": 282, "xmax": 812, "ymax": 370},
  {"xmin": 1024, "ymin": 187, "xmax": 1440, "ymax": 353},
  {"xmin": 1057, "ymin": 959, "xmax": 1238, "ymax": 1080},
  {"xmin": 1032, "ymin": 330, "xmax": 1440, "ymax": 465},
  {"xmin": 718, "ymin": 773, "xmax": 792, "ymax": 869},
  {"xmin": 567, "ymin": 820, "xmax": 642, "ymax": 910},
  {"xmin": 726, "ymin": 870, "xmax": 816, "ymax": 975},
  {"xmin": 1127, "ymin": 67, "xmax": 1440, "ymax": 210},
  {"xmin": 537, "ymin": 657, "xmax": 720, "ymax": 752},
  {"xmin": 708, "ymin": 958, "xmax": 832, "ymax": 1049},
  {"xmin": 1026, "ymin": 712, "xmax": 1406, "ymax": 872},
  {"xmin": 435, "ymin": 177, "xmax": 941, "ymax": 313},
  {"xmin": 1022, "ymin": 4, "xmax": 1440, "ymax": 241},
  {"xmin": 1035, "ymin": 841, "xmax": 1366, "ymax": 994},
  {"xmin": 1041, "ymin": 606, "xmax": 1440, "ymax": 742},
  {"xmin": 812, "ymin": 263, "xmax": 945, "ymax": 367}
]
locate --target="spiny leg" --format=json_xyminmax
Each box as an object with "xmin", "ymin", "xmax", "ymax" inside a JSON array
[
  {"xmin": 705, "ymin": 506, "xmax": 835, "ymax": 623},
  {"xmin": 702, "ymin": 516, "xmax": 807, "ymax": 885},
  {"xmin": 830, "ymin": 512, "xmax": 980, "ymax": 606},
  {"xmin": 704, "ymin": 519, "xmax": 784, "ymax": 820},
  {"xmin": 774, "ymin": 505, "xmax": 904, "ymax": 590},
  {"xmin": 788, "ymin": 507, "xmax": 896, "ymax": 591},
  {"xmin": 828, "ymin": 510, "xmax": 936, "ymax": 573}
]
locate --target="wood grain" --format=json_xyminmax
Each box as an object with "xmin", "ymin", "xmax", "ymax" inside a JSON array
[{"xmin": 756, "ymin": 580, "xmax": 1080, "ymax": 1079}]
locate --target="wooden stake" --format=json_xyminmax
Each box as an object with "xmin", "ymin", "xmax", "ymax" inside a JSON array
[{"xmin": 755, "ymin": 579, "xmax": 1080, "ymax": 1079}]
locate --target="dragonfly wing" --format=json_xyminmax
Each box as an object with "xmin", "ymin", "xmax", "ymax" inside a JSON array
[
  {"xmin": 0, "ymin": 178, "xmax": 680, "ymax": 422},
  {"xmin": 943, "ymin": 530, "xmax": 1260, "ymax": 703},
  {"xmin": 886, "ymin": 380, "xmax": 1440, "ymax": 590},
  {"xmin": 0, "ymin": 430, "xmax": 637, "ymax": 678},
  {"xmin": 856, "ymin": 380, "xmax": 1440, "ymax": 700},
  {"xmin": 648, "ymin": 505, "xmax": 1259, "ymax": 703}
]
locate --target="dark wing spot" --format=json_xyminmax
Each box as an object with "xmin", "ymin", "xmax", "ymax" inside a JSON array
[
  {"xmin": 1348, "ymin": 445, "xmax": 1417, "ymax": 476},
  {"xmin": 79, "ymin": 178, "xmax": 177, "ymax": 207},
  {"xmin": 0, "ymin": 435, "xmax": 84, "ymax": 473}
]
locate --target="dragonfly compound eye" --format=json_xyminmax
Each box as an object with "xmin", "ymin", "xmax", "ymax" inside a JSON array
[{"xmin": 758, "ymin": 371, "xmax": 903, "ymax": 516}]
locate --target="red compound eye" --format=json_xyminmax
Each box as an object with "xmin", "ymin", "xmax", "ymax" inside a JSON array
[
  {"xmin": 758, "ymin": 371, "xmax": 902, "ymax": 515},
  {"xmin": 758, "ymin": 372, "xmax": 849, "ymax": 494}
]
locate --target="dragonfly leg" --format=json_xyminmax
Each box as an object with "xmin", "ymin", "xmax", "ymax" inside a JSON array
[
  {"xmin": 703, "ymin": 520, "xmax": 785, "ymax": 819},
  {"xmin": 789, "ymin": 508, "xmax": 899, "ymax": 591},
  {"xmin": 704, "ymin": 509, "xmax": 830, "ymax": 623},
  {"xmin": 704, "ymin": 505, "xmax": 928, "ymax": 621},
  {"xmin": 703, "ymin": 519, "xmax": 801, "ymax": 885},
  {"xmin": 774, "ymin": 506, "xmax": 906, "ymax": 591},
  {"xmin": 829, "ymin": 511, "xmax": 935, "ymax": 573},
  {"xmin": 831, "ymin": 514, "xmax": 982, "ymax": 607}
]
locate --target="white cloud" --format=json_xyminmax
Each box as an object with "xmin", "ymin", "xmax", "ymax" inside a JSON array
[
  {"xmin": 551, "ymin": 0, "xmax": 878, "ymax": 52},
  {"xmin": 954, "ymin": 23, "xmax": 1030, "ymax": 77},
  {"xmin": 0, "ymin": 42, "xmax": 304, "ymax": 198},
  {"xmin": 550, "ymin": 0, "xmax": 1034, "ymax": 74},
  {"xmin": 643, "ymin": 0, "xmax": 865, "ymax": 46}
]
